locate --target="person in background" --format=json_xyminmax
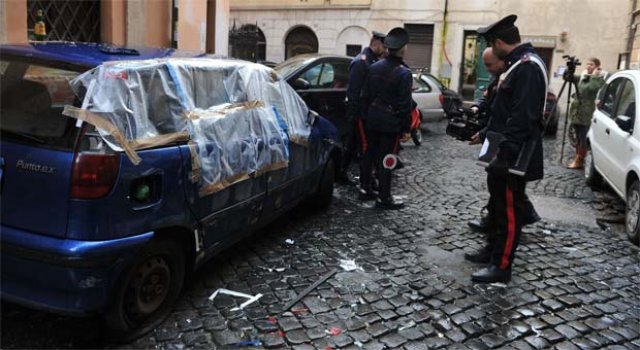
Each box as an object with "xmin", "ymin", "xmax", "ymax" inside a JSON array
[
  {"xmin": 343, "ymin": 31, "xmax": 387, "ymax": 187},
  {"xmin": 565, "ymin": 57, "xmax": 606, "ymax": 169},
  {"xmin": 360, "ymin": 27, "xmax": 412, "ymax": 209}
]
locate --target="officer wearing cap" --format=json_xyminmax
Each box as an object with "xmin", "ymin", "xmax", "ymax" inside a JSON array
[
  {"xmin": 360, "ymin": 27, "xmax": 412, "ymax": 210},
  {"xmin": 468, "ymin": 15, "xmax": 547, "ymax": 283},
  {"xmin": 343, "ymin": 31, "xmax": 387, "ymax": 186}
]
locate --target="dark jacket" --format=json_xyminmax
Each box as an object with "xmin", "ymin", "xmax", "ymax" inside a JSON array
[
  {"xmin": 363, "ymin": 55, "xmax": 413, "ymax": 134},
  {"xmin": 347, "ymin": 47, "xmax": 378, "ymax": 120},
  {"xmin": 490, "ymin": 43, "xmax": 546, "ymax": 181},
  {"xmin": 475, "ymin": 75, "xmax": 499, "ymax": 139}
]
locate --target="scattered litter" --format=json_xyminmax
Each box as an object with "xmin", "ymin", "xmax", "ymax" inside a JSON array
[
  {"xmin": 344, "ymin": 210, "xmax": 353, "ymax": 214},
  {"xmin": 489, "ymin": 282, "xmax": 507, "ymax": 288},
  {"xmin": 291, "ymin": 307, "xmax": 309, "ymax": 315},
  {"xmin": 542, "ymin": 229, "xmax": 552, "ymax": 235},
  {"xmin": 326, "ymin": 327, "xmax": 342, "ymax": 336},
  {"xmin": 339, "ymin": 259, "xmax": 363, "ymax": 272},
  {"xmin": 186, "ymin": 319, "xmax": 191, "ymax": 323},
  {"xmin": 437, "ymin": 332, "xmax": 444, "ymax": 338},
  {"xmin": 260, "ymin": 266, "xmax": 286, "ymax": 273},
  {"xmin": 285, "ymin": 239, "xmax": 295, "ymax": 245},
  {"xmin": 532, "ymin": 326, "xmax": 543, "ymax": 338},
  {"xmin": 208, "ymin": 288, "xmax": 263, "ymax": 311},
  {"xmin": 354, "ymin": 341, "xmax": 364, "ymax": 348},
  {"xmin": 398, "ymin": 320, "xmax": 416, "ymax": 331},
  {"xmin": 280, "ymin": 268, "xmax": 338, "ymax": 314}
]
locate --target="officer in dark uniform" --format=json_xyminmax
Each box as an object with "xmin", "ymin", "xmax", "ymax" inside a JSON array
[
  {"xmin": 342, "ymin": 31, "xmax": 387, "ymax": 185},
  {"xmin": 470, "ymin": 15, "xmax": 547, "ymax": 283},
  {"xmin": 360, "ymin": 27, "xmax": 413, "ymax": 210},
  {"xmin": 467, "ymin": 48, "xmax": 540, "ymax": 236}
]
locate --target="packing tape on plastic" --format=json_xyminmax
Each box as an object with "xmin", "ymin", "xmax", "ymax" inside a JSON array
[
  {"xmin": 185, "ymin": 100, "xmax": 266, "ymax": 120},
  {"xmin": 62, "ymin": 105, "xmax": 190, "ymax": 165}
]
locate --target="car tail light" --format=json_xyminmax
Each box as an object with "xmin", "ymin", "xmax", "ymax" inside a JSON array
[
  {"xmin": 71, "ymin": 152, "xmax": 120, "ymax": 199},
  {"xmin": 439, "ymin": 94, "xmax": 445, "ymax": 107}
]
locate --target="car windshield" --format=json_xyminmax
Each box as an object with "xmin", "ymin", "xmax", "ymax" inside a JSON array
[
  {"xmin": 0, "ymin": 59, "xmax": 82, "ymax": 150},
  {"xmin": 274, "ymin": 56, "xmax": 316, "ymax": 78}
]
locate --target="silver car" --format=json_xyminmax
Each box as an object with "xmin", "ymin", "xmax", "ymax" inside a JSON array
[{"xmin": 412, "ymin": 72, "xmax": 462, "ymax": 122}]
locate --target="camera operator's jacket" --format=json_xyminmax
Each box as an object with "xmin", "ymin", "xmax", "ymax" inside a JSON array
[
  {"xmin": 568, "ymin": 73, "xmax": 605, "ymax": 126},
  {"xmin": 490, "ymin": 43, "xmax": 547, "ymax": 181}
]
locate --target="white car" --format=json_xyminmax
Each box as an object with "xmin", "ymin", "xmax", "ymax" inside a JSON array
[{"xmin": 585, "ymin": 69, "xmax": 639, "ymax": 245}]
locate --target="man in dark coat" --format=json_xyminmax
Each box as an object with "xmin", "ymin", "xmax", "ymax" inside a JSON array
[
  {"xmin": 341, "ymin": 31, "xmax": 387, "ymax": 184},
  {"xmin": 470, "ymin": 14, "xmax": 547, "ymax": 283},
  {"xmin": 360, "ymin": 27, "xmax": 413, "ymax": 209}
]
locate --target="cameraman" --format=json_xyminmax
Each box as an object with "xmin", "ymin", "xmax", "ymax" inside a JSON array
[
  {"xmin": 467, "ymin": 48, "xmax": 540, "ymax": 235},
  {"xmin": 564, "ymin": 57, "xmax": 606, "ymax": 169}
]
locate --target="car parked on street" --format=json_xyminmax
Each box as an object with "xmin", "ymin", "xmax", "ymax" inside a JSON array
[
  {"xmin": 413, "ymin": 71, "xmax": 463, "ymax": 121},
  {"xmin": 0, "ymin": 42, "xmax": 339, "ymax": 339},
  {"xmin": 275, "ymin": 55, "xmax": 464, "ymax": 143},
  {"xmin": 585, "ymin": 69, "xmax": 639, "ymax": 245}
]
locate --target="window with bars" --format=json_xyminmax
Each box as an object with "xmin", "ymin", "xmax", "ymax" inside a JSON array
[{"xmin": 27, "ymin": 0, "xmax": 100, "ymax": 42}]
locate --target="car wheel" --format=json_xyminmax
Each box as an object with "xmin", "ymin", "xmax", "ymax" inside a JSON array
[
  {"xmin": 584, "ymin": 149, "xmax": 602, "ymax": 188},
  {"xmin": 411, "ymin": 129, "xmax": 422, "ymax": 146},
  {"xmin": 311, "ymin": 157, "xmax": 335, "ymax": 210},
  {"xmin": 105, "ymin": 238, "xmax": 185, "ymax": 342},
  {"xmin": 626, "ymin": 180, "xmax": 640, "ymax": 245}
]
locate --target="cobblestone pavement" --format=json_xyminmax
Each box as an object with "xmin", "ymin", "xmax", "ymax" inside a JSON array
[{"xmin": 2, "ymin": 120, "xmax": 639, "ymax": 350}]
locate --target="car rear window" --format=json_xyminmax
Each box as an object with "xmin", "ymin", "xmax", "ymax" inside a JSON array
[{"xmin": 1, "ymin": 60, "xmax": 81, "ymax": 150}]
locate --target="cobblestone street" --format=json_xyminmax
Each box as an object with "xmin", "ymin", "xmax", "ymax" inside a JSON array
[{"xmin": 2, "ymin": 120, "xmax": 639, "ymax": 350}]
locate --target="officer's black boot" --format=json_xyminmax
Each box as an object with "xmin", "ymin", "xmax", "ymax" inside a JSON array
[
  {"xmin": 522, "ymin": 195, "xmax": 540, "ymax": 226},
  {"xmin": 376, "ymin": 196, "xmax": 405, "ymax": 210},
  {"xmin": 464, "ymin": 246, "xmax": 492, "ymax": 264},
  {"xmin": 468, "ymin": 216, "xmax": 491, "ymax": 233},
  {"xmin": 471, "ymin": 265, "xmax": 511, "ymax": 283}
]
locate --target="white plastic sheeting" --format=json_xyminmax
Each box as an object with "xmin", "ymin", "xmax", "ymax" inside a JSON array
[{"xmin": 66, "ymin": 58, "xmax": 313, "ymax": 195}]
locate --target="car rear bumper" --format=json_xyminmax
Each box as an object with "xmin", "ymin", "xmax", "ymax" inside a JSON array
[{"xmin": 1, "ymin": 225, "xmax": 154, "ymax": 316}]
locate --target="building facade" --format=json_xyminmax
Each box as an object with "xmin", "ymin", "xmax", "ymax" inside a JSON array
[
  {"xmin": 0, "ymin": 0, "xmax": 230, "ymax": 54},
  {"xmin": 230, "ymin": 0, "xmax": 631, "ymax": 98}
]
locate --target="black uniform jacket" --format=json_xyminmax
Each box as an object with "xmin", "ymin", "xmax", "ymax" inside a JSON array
[
  {"xmin": 489, "ymin": 43, "xmax": 546, "ymax": 181},
  {"xmin": 362, "ymin": 55, "xmax": 413, "ymax": 134},
  {"xmin": 347, "ymin": 47, "xmax": 378, "ymax": 120}
]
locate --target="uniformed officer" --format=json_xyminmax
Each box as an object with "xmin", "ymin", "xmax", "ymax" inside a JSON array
[
  {"xmin": 341, "ymin": 31, "xmax": 387, "ymax": 185},
  {"xmin": 467, "ymin": 48, "xmax": 540, "ymax": 236},
  {"xmin": 470, "ymin": 15, "xmax": 547, "ymax": 283},
  {"xmin": 360, "ymin": 27, "xmax": 413, "ymax": 210}
]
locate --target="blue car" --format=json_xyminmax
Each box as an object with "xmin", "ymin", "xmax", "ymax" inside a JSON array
[{"xmin": 0, "ymin": 42, "xmax": 338, "ymax": 339}]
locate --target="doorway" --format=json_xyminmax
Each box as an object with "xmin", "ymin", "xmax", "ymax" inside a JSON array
[
  {"xmin": 285, "ymin": 26, "xmax": 318, "ymax": 60},
  {"xmin": 460, "ymin": 31, "xmax": 479, "ymax": 101}
]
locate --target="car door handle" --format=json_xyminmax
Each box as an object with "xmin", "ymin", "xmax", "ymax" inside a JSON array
[{"xmin": 605, "ymin": 128, "xmax": 610, "ymax": 135}]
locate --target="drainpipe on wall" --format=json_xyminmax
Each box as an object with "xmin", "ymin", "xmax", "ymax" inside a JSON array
[
  {"xmin": 438, "ymin": 0, "xmax": 453, "ymax": 88},
  {"xmin": 625, "ymin": 0, "xmax": 637, "ymax": 69}
]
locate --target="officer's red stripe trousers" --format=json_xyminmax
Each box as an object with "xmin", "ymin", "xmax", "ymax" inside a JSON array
[
  {"xmin": 500, "ymin": 185, "xmax": 516, "ymax": 269},
  {"xmin": 357, "ymin": 120, "xmax": 368, "ymax": 153}
]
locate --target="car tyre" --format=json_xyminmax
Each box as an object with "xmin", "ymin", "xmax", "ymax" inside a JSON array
[
  {"xmin": 411, "ymin": 129, "xmax": 422, "ymax": 146},
  {"xmin": 584, "ymin": 149, "xmax": 602, "ymax": 188},
  {"xmin": 311, "ymin": 157, "xmax": 335, "ymax": 210},
  {"xmin": 105, "ymin": 238, "xmax": 185, "ymax": 342},
  {"xmin": 626, "ymin": 180, "xmax": 640, "ymax": 245}
]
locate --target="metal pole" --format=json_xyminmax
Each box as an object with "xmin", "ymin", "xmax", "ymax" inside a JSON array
[{"xmin": 559, "ymin": 79, "xmax": 573, "ymax": 164}]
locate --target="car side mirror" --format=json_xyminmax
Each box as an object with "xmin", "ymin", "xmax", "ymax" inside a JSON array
[
  {"xmin": 616, "ymin": 115, "xmax": 633, "ymax": 133},
  {"xmin": 293, "ymin": 78, "xmax": 310, "ymax": 90}
]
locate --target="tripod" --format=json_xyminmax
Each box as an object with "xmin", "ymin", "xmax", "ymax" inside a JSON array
[{"xmin": 548, "ymin": 73, "xmax": 580, "ymax": 164}]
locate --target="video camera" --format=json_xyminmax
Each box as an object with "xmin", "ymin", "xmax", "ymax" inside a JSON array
[
  {"xmin": 445, "ymin": 107, "xmax": 484, "ymax": 141},
  {"xmin": 562, "ymin": 55, "xmax": 581, "ymax": 78}
]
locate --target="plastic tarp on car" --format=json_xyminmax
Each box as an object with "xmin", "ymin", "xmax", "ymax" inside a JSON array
[{"xmin": 63, "ymin": 58, "xmax": 313, "ymax": 196}]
